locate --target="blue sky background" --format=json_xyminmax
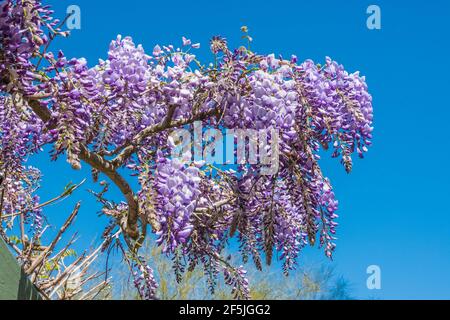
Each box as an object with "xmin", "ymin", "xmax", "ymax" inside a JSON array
[{"xmin": 29, "ymin": 0, "xmax": 450, "ymax": 299}]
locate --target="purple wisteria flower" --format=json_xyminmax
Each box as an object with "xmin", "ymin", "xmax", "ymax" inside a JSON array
[{"xmin": 154, "ymin": 152, "xmax": 201, "ymax": 253}]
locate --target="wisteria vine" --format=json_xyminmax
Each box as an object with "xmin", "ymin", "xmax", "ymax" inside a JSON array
[{"xmin": 0, "ymin": 0, "xmax": 373, "ymax": 300}]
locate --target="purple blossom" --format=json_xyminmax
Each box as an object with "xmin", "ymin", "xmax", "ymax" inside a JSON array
[
  {"xmin": 131, "ymin": 256, "xmax": 158, "ymax": 300},
  {"xmin": 154, "ymin": 152, "xmax": 201, "ymax": 253}
]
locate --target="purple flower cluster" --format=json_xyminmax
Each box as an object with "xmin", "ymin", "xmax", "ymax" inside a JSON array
[
  {"xmin": 0, "ymin": 164, "xmax": 41, "ymax": 226},
  {"xmin": 49, "ymin": 55, "xmax": 95, "ymax": 169},
  {"xmin": 223, "ymin": 265, "xmax": 250, "ymax": 300},
  {"xmin": 294, "ymin": 58, "xmax": 373, "ymax": 172},
  {"xmin": 1, "ymin": 0, "xmax": 47, "ymax": 94},
  {"xmin": 272, "ymin": 180, "xmax": 308, "ymax": 272},
  {"xmin": 29, "ymin": 195, "xmax": 43, "ymax": 237},
  {"xmin": 154, "ymin": 152, "xmax": 201, "ymax": 253},
  {"xmin": 0, "ymin": 96, "xmax": 43, "ymax": 165},
  {"xmin": 0, "ymin": 94, "xmax": 43, "ymax": 222},
  {"xmin": 90, "ymin": 35, "xmax": 157, "ymax": 148},
  {"xmin": 131, "ymin": 256, "xmax": 158, "ymax": 300}
]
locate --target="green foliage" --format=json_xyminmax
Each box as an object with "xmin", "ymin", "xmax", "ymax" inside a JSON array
[{"xmin": 8, "ymin": 235, "xmax": 21, "ymax": 245}]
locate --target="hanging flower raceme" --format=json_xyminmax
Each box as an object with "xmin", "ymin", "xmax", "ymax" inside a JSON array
[
  {"xmin": 0, "ymin": 0, "xmax": 66, "ymax": 95},
  {"xmin": 153, "ymin": 151, "xmax": 201, "ymax": 253},
  {"xmin": 223, "ymin": 265, "xmax": 250, "ymax": 300},
  {"xmin": 0, "ymin": 95, "xmax": 43, "ymax": 235},
  {"xmin": 49, "ymin": 55, "xmax": 96, "ymax": 169},
  {"xmin": 130, "ymin": 256, "xmax": 158, "ymax": 300},
  {"xmin": 0, "ymin": 163, "xmax": 41, "ymax": 226}
]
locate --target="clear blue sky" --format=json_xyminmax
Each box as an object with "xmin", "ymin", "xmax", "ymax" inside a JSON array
[{"xmin": 31, "ymin": 0, "xmax": 450, "ymax": 299}]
